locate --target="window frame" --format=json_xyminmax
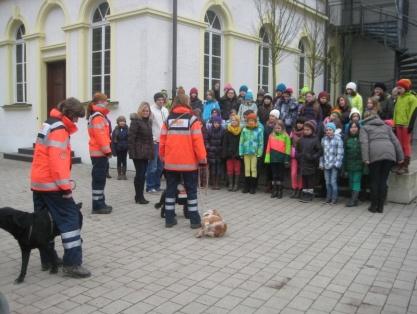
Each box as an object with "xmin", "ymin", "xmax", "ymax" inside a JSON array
[
  {"xmin": 204, "ymin": 10, "xmax": 222, "ymax": 94},
  {"xmin": 258, "ymin": 27, "xmax": 270, "ymax": 93},
  {"xmin": 15, "ymin": 25, "xmax": 27, "ymax": 103}
]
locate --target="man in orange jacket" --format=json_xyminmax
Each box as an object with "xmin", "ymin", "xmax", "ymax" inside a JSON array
[
  {"xmin": 159, "ymin": 89, "xmax": 207, "ymax": 228},
  {"xmin": 31, "ymin": 98, "xmax": 91, "ymax": 278}
]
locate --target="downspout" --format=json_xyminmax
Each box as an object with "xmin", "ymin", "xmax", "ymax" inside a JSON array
[
  {"xmin": 172, "ymin": 0, "xmax": 178, "ymax": 99},
  {"xmin": 323, "ymin": 0, "xmax": 329, "ymax": 91}
]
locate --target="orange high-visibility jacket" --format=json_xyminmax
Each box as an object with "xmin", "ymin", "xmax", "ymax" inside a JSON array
[
  {"xmin": 31, "ymin": 108, "xmax": 77, "ymax": 192},
  {"xmin": 88, "ymin": 105, "xmax": 111, "ymax": 157},
  {"xmin": 159, "ymin": 105, "xmax": 207, "ymax": 171}
]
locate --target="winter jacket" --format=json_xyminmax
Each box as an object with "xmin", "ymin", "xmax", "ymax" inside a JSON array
[
  {"xmin": 205, "ymin": 126, "xmax": 224, "ymax": 163},
  {"xmin": 320, "ymin": 102, "xmax": 332, "ymax": 118},
  {"xmin": 377, "ymin": 93, "xmax": 393, "ymax": 120},
  {"xmin": 111, "ymin": 126, "xmax": 128, "ymax": 155},
  {"xmin": 222, "ymin": 130, "xmax": 241, "ymax": 159},
  {"xmin": 88, "ymin": 105, "xmax": 111, "ymax": 157},
  {"xmin": 128, "ymin": 113, "xmax": 154, "ymax": 160},
  {"xmin": 150, "ymin": 103, "xmax": 169, "ymax": 143},
  {"xmin": 348, "ymin": 93, "xmax": 363, "ymax": 115},
  {"xmin": 299, "ymin": 101, "xmax": 322, "ymax": 124},
  {"xmin": 238, "ymin": 102, "xmax": 258, "ymax": 127},
  {"xmin": 219, "ymin": 96, "xmax": 238, "ymax": 120},
  {"xmin": 296, "ymin": 134, "xmax": 322, "ymax": 175},
  {"xmin": 344, "ymin": 135, "xmax": 363, "ymax": 172},
  {"xmin": 159, "ymin": 105, "xmax": 207, "ymax": 171},
  {"xmin": 393, "ymin": 91, "xmax": 417, "ymax": 128},
  {"xmin": 190, "ymin": 98, "xmax": 203, "ymax": 112},
  {"xmin": 359, "ymin": 115, "xmax": 404, "ymax": 164},
  {"xmin": 203, "ymin": 100, "xmax": 220, "ymax": 122},
  {"xmin": 239, "ymin": 126, "xmax": 264, "ymax": 157},
  {"xmin": 258, "ymin": 104, "xmax": 273, "ymax": 126},
  {"xmin": 276, "ymin": 98, "xmax": 299, "ymax": 132},
  {"xmin": 264, "ymin": 132, "xmax": 291, "ymax": 163},
  {"xmin": 319, "ymin": 134, "xmax": 344, "ymax": 169}
]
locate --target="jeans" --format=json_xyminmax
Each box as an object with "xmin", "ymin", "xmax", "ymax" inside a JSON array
[
  {"xmin": 369, "ymin": 160, "xmax": 394, "ymax": 206},
  {"xmin": 91, "ymin": 157, "xmax": 108, "ymax": 210},
  {"xmin": 146, "ymin": 143, "xmax": 163, "ymax": 191},
  {"xmin": 133, "ymin": 159, "xmax": 148, "ymax": 201},
  {"xmin": 324, "ymin": 167, "xmax": 339, "ymax": 201},
  {"xmin": 165, "ymin": 171, "xmax": 201, "ymax": 225}
]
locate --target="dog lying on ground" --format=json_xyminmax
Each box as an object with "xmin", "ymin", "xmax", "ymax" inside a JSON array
[
  {"xmin": 0, "ymin": 203, "xmax": 82, "ymax": 283},
  {"xmin": 154, "ymin": 184, "xmax": 189, "ymax": 219},
  {"xmin": 196, "ymin": 209, "xmax": 227, "ymax": 238}
]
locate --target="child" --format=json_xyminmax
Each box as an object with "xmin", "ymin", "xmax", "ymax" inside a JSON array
[
  {"xmin": 290, "ymin": 117, "xmax": 305, "ymax": 198},
  {"xmin": 222, "ymin": 114, "xmax": 242, "ymax": 191},
  {"xmin": 343, "ymin": 108, "xmax": 361, "ymax": 135},
  {"xmin": 206, "ymin": 108, "xmax": 225, "ymax": 130},
  {"xmin": 299, "ymin": 92, "xmax": 322, "ymax": 125},
  {"xmin": 319, "ymin": 122, "xmax": 344, "ymax": 204},
  {"xmin": 206, "ymin": 115, "xmax": 225, "ymax": 190},
  {"xmin": 239, "ymin": 112, "xmax": 264, "ymax": 194},
  {"xmin": 296, "ymin": 120, "xmax": 322, "ymax": 202},
  {"xmin": 265, "ymin": 120, "xmax": 291, "ymax": 198},
  {"xmin": 333, "ymin": 95, "xmax": 351, "ymax": 125},
  {"xmin": 202, "ymin": 90, "xmax": 220, "ymax": 122},
  {"xmin": 276, "ymin": 88, "xmax": 299, "ymax": 134},
  {"xmin": 365, "ymin": 96, "xmax": 380, "ymax": 116},
  {"xmin": 344, "ymin": 121, "xmax": 363, "ymax": 207},
  {"xmin": 111, "ymin": 116, "xmax": 129, "ymax": 180},
  {"xmin": 238, "ymin": 89, "xmax": 258, "ymax": 127},
  {"xmin": 262, "ymin": 109, "xmax": 280, "ymax": 193}
]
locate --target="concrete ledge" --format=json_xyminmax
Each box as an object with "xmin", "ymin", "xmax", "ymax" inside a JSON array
[{"xmin": 388, "ymin": 160, "xmax": 417, "ymax": 204}]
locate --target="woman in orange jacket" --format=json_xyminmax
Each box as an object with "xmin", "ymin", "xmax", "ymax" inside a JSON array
[
  {"xmin": 87, "ymin": 93, "xmax": 113, "ymax": 214},
  {"xmin": 159, "ymin": 88, "xmax": 207, "ymax": 228}
]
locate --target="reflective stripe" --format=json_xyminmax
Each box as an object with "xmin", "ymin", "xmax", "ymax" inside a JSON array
[
  {"xmin": 102, "ymin": 145, "xmax": 110, "ymax": 151},
  {"xmin": 167, "ymin": 130, "xmax": 191, "ymax": 135},
  {"xmin": 61, "ymin": 229, "xmax": 80, "ymax": 239},
  {"xmin": 93, "ymin": 189, "xmax": 104, "ymax": 194},
  {"xmin": 190, "ymin": 129, "xmax": 202, "ymax": 135},
  {"xmin": 187, "ymin": 199, "xmax": 198, "ymax": 205},
  {"xmin": 56, "ymin": 179, "xmax": 70, "ymax": 185},
  {"xmin": 92, "ymin": 196, "xmax": 104, "ymax": 200},
  {"xmin": 165, "ymin": 205, "xmax": 175, "ymax": 210},
  {"xmin": 188, "ymin": 205, "xmax": 198, "ymax": 212},
  {"xmin": 164, "ymin": 163, "xmax": 198, "ymax": 170},
  {"xmin": 36, "ymin": 138, "xmax": 69, "ymax": 149},
  {"xmin": 161, "ymin": 129, "xmax": 168, "ymax": 135},
  {"xmin": 50, "ymin": 121, "xmax": 65, "ymax": 130},
  {"xmin": 31, "ymin": 179, "xmax": 70, "ymax": 190},
  {"xmin": 88, "ymin": 123, "xmax": 105, "ymax": 129},
  {"xmin": 165, "ymin": 198, "xmax": 175, "ymax": 203},
  {"xmin": 90, "ymin": 150, "xmax": 106, "ymax": 157},
  {"xmin": 62, "ymin": 239, "xmax": 81, "ymax": 249}
]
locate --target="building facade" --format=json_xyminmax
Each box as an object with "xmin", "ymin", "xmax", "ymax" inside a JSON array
[{"xmin": 0, "ymin": 0, "xmax": 327, "ymax": 165}]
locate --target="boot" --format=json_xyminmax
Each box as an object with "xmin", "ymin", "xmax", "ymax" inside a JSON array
[
  {"xmin": 277, "ymin": 183, "xmax": 283, "ymax": 199},
  {"xmin": 212, "ymin": 176, "xmax": 220, "ymax": 190},
  {"xmin": 63, "ymin": 265, "xmax": 91, "ymax": 278},
  {"xmin": 377, "ymin": 187, "xmax": 388, "ymax": 213},
  {"xmin": 122, "ymin": 166, "xmax": 127, "ymax": 180},
  {"xmin": 117, "ymin": 167, "xmax": 122, "ymax": 180},
  {"xmin": 264, "ymin": 181, "xmax": 272, "ymax": 193},
  {"xmin": 135, "ymin": 181, "xmax": 149, "ymax": 204},
  {"xmin": 271, "ymin": 182, "xmax": 278, "ymax": 198},
  {"xmin": 242, "ymin": 177, "xmax": 250, "ymax": 193},
  {"xmin": 396, "ymin": 157, "xmax": 410, "ymax": 175},
  {"xmin": 346, "ymin": 191, "xmax": 359, "ymax": 207},
  {"xmin": 249, "ymin": 177, "xmax": 256, "ymax": 194},
  {"xmin": 296, "ymin": 189, "xmax": 302, "ymax": 199},
  {"xmin": 290, "ymin": 189, "xmax": 298, "ymax": 199},
  {"xmin": 233, "ymin": 175, "xmax": 240, "ymax": 192},
  {"xmin": 300, "ymin": 191, "xmax": 313, "ymax": 203},
  {"xmin": 227, "ymin": 175, "xmax": 234, "ymax": 191}
]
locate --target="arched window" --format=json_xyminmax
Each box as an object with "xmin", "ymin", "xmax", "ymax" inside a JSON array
[
  {"xmin": 298, "ymin": 40, "xmax": 306, "ymax": 90},
  {"xmin": 204, "ymin": 10, "xmax": 222, "ymax": 93},
  {"xmin": 92, "ymin": 2, "xmax": 110, "ymax": 97},
  {"xmin": 15, "ymin": 25, "xmax": 27, "ymax": 103},
  {"xmin": 258, "ymin": 27, "xmax": 270, "ymax": 92}
]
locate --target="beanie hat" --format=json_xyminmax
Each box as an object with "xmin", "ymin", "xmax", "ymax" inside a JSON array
[
  {"xmin": 269, "ymin": 109, "xmax": 280, "ymax": 119},
  {"xmin": 300, "ymin": 85, "xmax": 310, "ymax": 95},
  {"xmin": 247, "ymin": 113, "xmax": 257, "ymax": 121},
  {"xmin": 284, "ymin": 87, "xmax": 294, "ymax": 95},
  {"xmin": 239, "ymin": 85, "xmax": 248, "ymax": 93},
  {"xmin": 224, "ymin": 83, "xmax": 233, "ymax": 92},
  {"xmin": 154, "ymin": 92, "xmax": 165, "ymax": 102},
  {"xmin": 346, "ymin": 82, "xmax": 357, "ymax": 92},
  {"xmin": 257, "ymin": 88, "xmax": 265, "ymax": 96},
  {"xmin": 374, "ymin": 82, "xmax": 387, "ymax": 92},
  {"xmin": 325, "ymin": 122, "xmax": 336, "ymax": 131},
  {"xmin": 304, "ymin": 120, "xmax": 317, "ymax": 133},
  {"xmin": 189, "ymin": 87, "xmax": 198, "ymax": 96},
  {"xmin": 396, "ymin": 79, "xmax": 412, "ymax": 91},
  {"xmin": 349, "ymin": 107, "xmax": 361, "ymax": 119},
  {"xmin": 318, "ymin": 91, "xmax": 330, "ymax": 100},
  {"xmin": 276, "ymin": 83, "xmax": 287, "ymax": 93},
  {"xmin": 244, "ymin": 89, "xmax": 254, "ymax": 101},
  {"xmin": 212, "ymin": 115, "xmax": 223, "ymax": 124},
  {"xmin": 264, "ymin": 93, "xmax": 273, "ymax": 101}
]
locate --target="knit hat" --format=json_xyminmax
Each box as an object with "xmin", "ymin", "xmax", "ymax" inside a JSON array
[
  {"xmin": 269, "ymin": 109, "xmax": 280, "ymax": 119},
  {"xmin": 396, "ymin": 79, "xmax": 412, "ymax": 91},
  {"xmin": 154, "ymin": 92, "xmax": 165, "ymax": 101},
  {"xmin": 247, "ymin": 113, "xmax": 257, "ymax": 122},
  {"xmin": 212, "ymin": 115, "xmax": 223, "ymax": 124},
  {"xmin": 318, "ymin": 91, "xmax": 330, "ymax": 100},
  {"xmin": 244, "ymin": 89, "xmax": 254, "ymax": 101},
  {"xmin": 264, "ymin": 93, "xmax": 273, "ymax": 101},
  {"xmin": 239, "ymin": 85, "xmax": 248, "ymax": 93},
  {"xmin": 304, "ymin": 120, "xmax": 317, "ymax": 133},
  {"xmin": 276, "ymin": 83, "xmax": 287, "ymax": 93},
  {"xmin": 349, "ymin": 107, "xmax": 361, "ymax": 119},
  {"xmin": 346, "ymin": 82, "xmax": 357, "ymax": 92},
  {"xmin": 374, "ymin": 82, "xmax": 387, "ymax": 92},
  {"xmin": 325, "ymin": 122, "xmax": 336, "ymax": 131},
  {"xmin": 300, "ymin": 85, "xmax": 310, "ymax": 95},
  {"xmin": 284, "ymin": 87, "xmax": 294, "ymax": 95},
  {"xmin": 224, "ymin": 83, "xmax": 233, "ymax": 92},
  {"xmin": 257, "ymin": 88, "xmax": 265, "ymax": 96},
  {"xmin": 189, "ymin": 87, "xmax": 198, "ymax": 96}
]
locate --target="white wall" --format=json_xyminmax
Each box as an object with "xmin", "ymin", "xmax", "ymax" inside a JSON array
[{"xmin": 43, "ymin": 7, "xmax": 65, "ymax": 45}]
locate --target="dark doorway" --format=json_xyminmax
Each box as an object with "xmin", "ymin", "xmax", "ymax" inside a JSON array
[{"xmin": 47, "ymin": 61, "xmax": 66, "ymax": 115}]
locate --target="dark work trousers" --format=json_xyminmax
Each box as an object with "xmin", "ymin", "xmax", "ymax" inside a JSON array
[
  {"xmin": 368, "ymin": 160, "xmax": 394, "ymax": 206},
  {"xmin": 165, "ymin": 170, "xmax": 201, "ymax": 225},
  {"xmin": 91, "ymin": 157, "xmax": 108, "ymax": 210},
  {"xmin": 116, "ymin": 150, "xmax": 128, "ymax": 169},
  {"xmin": 133, "ymin": 159, "xmax": 148, "ymax": 201},
  {"xmin": 32, "ymin": 191, "xmax": 82, "ymax": 266},
  {"xmin": 270, "ymin": 162, "xmax": 285, "ymax": 183}
]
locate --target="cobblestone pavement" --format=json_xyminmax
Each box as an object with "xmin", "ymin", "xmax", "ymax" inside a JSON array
[{"xmin": 1, "ymin": 158, "xmax": 417, "ymax": 314}]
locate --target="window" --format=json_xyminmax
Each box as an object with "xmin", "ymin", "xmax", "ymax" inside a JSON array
[
  {"xmin": 204, "ymin": 10, "xmax": 222, "ymax": 94},
  {"xmin": 298, "ymin": 40, "xmax": 306, "ymax": 90},
  {"xmin": 92, "ymin": 2, "xmax": 110, "ymax": 97},
  {"xmin": 258, "ymin": 27, "xmax": 270, "ymax": 92},
  {"xmin": 15, "ymin": 25, "xmax": 27, "ymax": 103}
]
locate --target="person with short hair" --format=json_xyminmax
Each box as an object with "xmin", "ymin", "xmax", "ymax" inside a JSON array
[{"xmin": 111, "ymin": 116, "xmax": 129, "ymax": 180}]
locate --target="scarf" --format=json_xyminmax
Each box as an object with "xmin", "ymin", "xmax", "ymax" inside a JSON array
[{"xmin": 227, "ymin": 124, "xmax": 241, "ymax": 135}]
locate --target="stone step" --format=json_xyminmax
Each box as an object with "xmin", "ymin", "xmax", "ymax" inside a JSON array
[
  {"xmin": 387, "ymin": 160, "xmax": 417, "ymax": 204},
  {"xmin": 3, "ymin": 152, "xmax": 82, "ymax": 164}
]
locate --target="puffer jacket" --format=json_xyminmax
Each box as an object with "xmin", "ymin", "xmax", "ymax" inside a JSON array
[
  {"xmin": 393, "ymin": 91, "xmax": 417, "ymax": 127},
  {"xmin": 296, "ymin": 134, "xmax": 322, "ymax": 175},
  {"xmin": 222, "ymin": 129, "xmax": 241, "ymax": 159},
  {"xmin": 128, "ymin": 113, "xmax": 154, "ymax": 160},
  {"xmin": 219, "ymin": 96, "xmax": 238, "ymax": 120},
  {"xmin": 111, "ymin": 126, "xmax": 128, "ymax": 155},
  {"xmin": 359, "ymin": 115, "xmax": 404, "ymax": 163},
  {"xmin": 319, "ymin": 134, "xmax": 344, "ymax": 169},
  {"xmin": 344, "ymin": 135, "xmax": 363, "ymax": 172},
  {"xmin": 206, "ymin": 126, "xmax": 224, "ymax": 162},
  {"xmin": 239, "ymin": 126, "xmax": 264, "ymax": 157}
]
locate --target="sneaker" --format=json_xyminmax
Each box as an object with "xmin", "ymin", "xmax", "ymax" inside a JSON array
[
  {"xmin": 165, "ymin": 219, "xmax": 178, "ymax": 228},
  {"xmin": 147, "ymin": 188, "xmax": 157, "ymax": 193},
  {"xmin": 63, "ymin": 265, "xmax": 91, "ymax": 278}
]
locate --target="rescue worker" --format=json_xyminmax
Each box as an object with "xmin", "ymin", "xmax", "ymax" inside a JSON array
[
  {"xmin": 87, "ymin": 93, "xmax": 113, "ymax": 214},
  {"xmin": 159, "ymin": 88, "xmax": 207, "ymax": 228},
  {"xmin": 31, "ymin": 97, "xmax": 91, "ymax": 278}
]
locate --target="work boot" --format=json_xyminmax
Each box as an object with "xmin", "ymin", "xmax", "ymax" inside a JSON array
[
  {"xmin": 277, "ymin": 183, "xmax": 283, "ymax": 199},
  {"xmin": 122, "ymin": 166, "xmax": 127, "ymax": 180},
  {"xmin": 396, "ymin": 157, "xmax": 410, "ymax": 175},
  {"xmin": 271, "ymin": 182, "xmax": 278, "ymax": 198},
  {"xmin": 92, "ymin": 207, "xmax": 112, "ymax": 214},
  {"xmin": 117, "ymin": 167, "xmax": 122, "ymax": 180},
  {"xmin": 233, "ymin": 175, "xmax": 240, "ymax": 191},
  {"xmin": 249, "ymin": 177, "xmax": 256, "ymax": 194},
  {"xmin": 242, "ymin": 177, "xmax": 250, "ymax": 193},
  {"xmin": 346, "ymin": 191, "xmax": 359, "ymax": 207},
  {"xmin": 227, "ymin": 175, "xmax": 234, "ymax": 191},
  {"xmin": 165, "ymin": 218, "xmax": 178, "ymax": 228},
  {"xmin": 63, "ymin": 265, "xmax": 91, "ymax": 278}
]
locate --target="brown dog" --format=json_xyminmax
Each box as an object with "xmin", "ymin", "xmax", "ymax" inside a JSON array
[{"xmin": 196, "ymin": 209, "xmax": 227, "ymax": 238}]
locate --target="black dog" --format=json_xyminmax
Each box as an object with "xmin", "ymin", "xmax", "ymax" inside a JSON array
[
  {"xmin": 0, "ymin": 203, "xmax": 82, "ymax": 283},
  {"xmin": 154, "ymin": 188, "xmax": 189, "ymax": 219}
]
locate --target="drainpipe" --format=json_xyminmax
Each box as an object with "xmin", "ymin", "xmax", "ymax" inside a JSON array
[
  {"xmin": 323, "ymin": 0, "xmax": 329, "ymax": 91},
  {"xmin": 172, "ymin": 0, "xmax": 178, "ymax": 99}
]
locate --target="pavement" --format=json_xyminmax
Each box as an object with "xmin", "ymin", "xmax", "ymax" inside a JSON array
[{"xmin": 0, "ymin": 157, "xmax": 417, "ymax": 314}]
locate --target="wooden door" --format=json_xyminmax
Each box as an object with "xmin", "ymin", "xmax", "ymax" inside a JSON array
[{"xmin": 47, "ymin": 61, "xmax": 66, "ymax": 115}]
